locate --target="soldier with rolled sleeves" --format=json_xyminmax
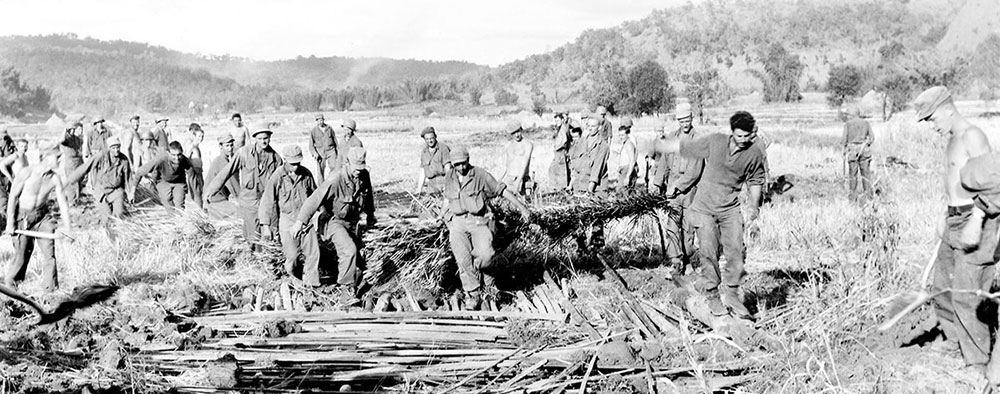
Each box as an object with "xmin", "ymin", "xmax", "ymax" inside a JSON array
[
  {"xmin": 415, "ymin": 126, "xmax": 452, "ymax": 195},
  {"xmin": 67, "ymin": 136, "xmax": 132, "ymax": 237},
  {"xmin": 309, "ymin": 114, "xmax": 338, "ymax": 183},
  {"xmin": 83, "ymin": 116, "xmax": 111, "ymax": 159},
  {"xmin": 441, "ymin": 147, "xmax": 530, "ymax": 310},
  {"xmin": 135, "ymin": 141, "xmax": 201, "ymax": 209},
  {"xmin": 204, "ymin": 123, "xmax": 283, "ymax": 248},
  {"xmin": 549, "ymin": 112, "xmax": 576, "ymax": 190},
  {"xmin": 292, "ymin": 148, "xmax": 375, "ymax": 301},
  {"xmin": 913, "ymin": 86, "xmax": 994, "ymax": 376},
  {"xmin": 259, "ymin": 145, "xmax": 321, "ymax": 287},
  {"xmin": 498, "ymin": 120, "xmax": 534, "ymax": 196},
  {"xmin": 842, "ymin": 106, "xmax": 874, "ymax": 202},
  {"xmin": 204, "ymin": 134, "xmax": 240, "ymax": 218}
]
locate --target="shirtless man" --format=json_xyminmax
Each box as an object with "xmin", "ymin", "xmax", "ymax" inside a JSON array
[
  {"xmin": 121, "ymin": 115, "xmax": 141, "ymax": 164},
  {"xmin": 915, "ymin": 86, "xmax": 996, "ymax": 377},
  {"xmin": 1, "ymin": 137, "xmax": 30, "ymax": 181},
  {"xmin": 4, "ymin": 141, "xmax": 72, "ymax": 291},
  {"xmin": 498, "ymin": 120, "xmax": 534, "ymax": 196},
  {"xmin": 230, "ymin": 113, "xmax": 252, "ymax": 149}
]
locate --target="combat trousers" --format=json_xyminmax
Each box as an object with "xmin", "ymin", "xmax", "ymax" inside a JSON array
[
  {"xmin": 61, "ymin": 157, "xmax": 83, "ymax": 204},
  {"xmin": 548, "ymin": 150, "xmax": 569, "ymax": 190},
  {"xmin": 848, "ymin": 156, "xmax": 872, "ymax": 201},
  {"xmin": 156, "ymin": 182, "xmax": 187, "ymax": 209},
  {"xmin": 239, "ymin": 203, "xmax": 260, "ymax": 246},
  {"xmin": 932, "ymin": 205, "xmax": 999, "ymax": 367},
  {"xmin": 689, "ymin": 207, "xmax": 745, "ymax": 293},
  {"xmin": 664, "ymin": 204, "xmax": 697, "ymax": 264},
  {"xmin": 96, "ymin": 188, "xmax": 126, "ymax": 220},
  {"xmin": 324, "ymin": 219, "xmax": 364, "ymax": 287},
  {"xmin": 448, "ymin": 214, "xmax": 496, "ymax": 292},
  {"xmin": 206, "ymin": 198, "xmax": 238, "ymax": 219},
  {"xmin": 277, "ymin": 216, "xmax": 321, "ymax": 286},
  {"xmin": 6, "ymin": 207, "xmax": 57, "ymax": 291},
  {"xmin": 186, "ymin": 169, "xmax": 204, "ymax": 209}
]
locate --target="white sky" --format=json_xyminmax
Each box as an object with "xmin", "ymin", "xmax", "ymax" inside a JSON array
[{"xmin": 0, "ymin": 0, "xmax": 686, "ymax": 66}]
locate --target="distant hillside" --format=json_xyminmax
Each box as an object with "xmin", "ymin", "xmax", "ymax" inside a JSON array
[
  {"xmin": 496, "ymin": 0, "xmax": 953, "ymax": 96},
  {"xmin": 0, "ymin": 34, "xmax": 485, "ymax": 116},
  {"xmin": 937, "ymin": 0, "xmax": 1000, "ymax": 55}
]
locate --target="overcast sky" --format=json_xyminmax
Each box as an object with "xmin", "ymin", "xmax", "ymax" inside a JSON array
[{"xmin": 0, "ymin": 0, "xmax": 687, "ymax": 66}]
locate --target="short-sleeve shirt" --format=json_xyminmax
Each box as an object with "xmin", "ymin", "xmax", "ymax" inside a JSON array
[
  {"xmin": 421, "ymin": 143, "xmax": 451, "ymax": 179},
  {"xmin": 259, "ymin": 165, "xmax": 317, "ymax": 225},
  {"xmin": 681, "ymin": 133, "xmax": 766, "ymax": 214},
  {"xmin": 443, "ymin": 166, "xmax": 506, "ymax": 218}
]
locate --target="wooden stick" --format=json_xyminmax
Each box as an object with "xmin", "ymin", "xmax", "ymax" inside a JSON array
[
  {"xmin": 440, "ymin": 347, "xmax": 528, "ymax": 394},
  {"xmin": 576, "ymin": 352, "xmax": 598, "ymax": 394}
]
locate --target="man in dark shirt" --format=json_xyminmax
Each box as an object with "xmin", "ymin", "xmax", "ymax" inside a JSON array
[
  {"xmin": 678, "ymin": 111, "xmax": 766, "ymax": 319},
  {"xmin": 136, "ymin": 141, "xmax": 200, "ymax": 209},
  {"xmin": 842, "ymin": 107, "xmax": 874, "ymax": 202},
  {"xmin": 60, "ymin": 122, "xmax": 84, "ymax": 205}
]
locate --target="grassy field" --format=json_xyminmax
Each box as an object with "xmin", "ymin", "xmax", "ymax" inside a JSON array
[{"xmin": 0, "ymin": 94, "xmax": 998, "ymax": 392}]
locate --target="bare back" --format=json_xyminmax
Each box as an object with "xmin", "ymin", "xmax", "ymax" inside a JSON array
[{"xmin": 945, "ymin": 125, "xmax": 991, "ymax": 206}]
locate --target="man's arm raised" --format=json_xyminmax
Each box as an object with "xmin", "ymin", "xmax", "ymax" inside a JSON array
[{"xmin": 52, "ymin": 175, "xmax": 71, "ymax": 231}]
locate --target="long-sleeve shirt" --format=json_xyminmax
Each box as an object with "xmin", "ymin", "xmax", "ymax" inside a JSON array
[
  {"xmin": 842, "ymin": 119, "xmax": 873, "ymax": 148},
  {"xmin": 68, "ymin": 149, "xmax": 131, "ymax": 199},
  {"xmin": 420, "ymin": 143, "xmax": 451, "ymax": 179},
  {"xmin": 681, "ymin": 133, "xmax": 766, "ymax": 214},
  {"xmin": 61, "ymin": 132, "xmax": 83, "ymax": 161},
  {"xmin": 205, "ymin": 144, "xmax": 283, "ymax": 206},
  {"xmin": 618, "ymin": 134, "xmax": 637, "ymax": 175},
  {"xmin": 310, "ymin": 124, "xmax": 338, "ymax": 158},
  {"xmin": 337, "ymin": 133, "xmax": 364, "ymax": 167},
  {"xmin": 297, "ymin": 167, "xmax": 374, "ymax": 224},
  {"xmin": 84, "ymin": 126, "xmax": 111, "ymax": 158},
  {"xmin": 205, "ymin": 153, "xmax": 240, "ymax": 202},
  {"xmin": 585, "ymin": 132, "xmax": 610, "ymax": 185},
  {"xmin": 259, "ymin": 165, "xmax": 317, "ymax": 228},
  {"xmin": 152, "ymin": 127, "xmax": 169, "ymax": 151},
  {"xmin": 500, "ymin": 140, "xmax": 533, "ymax": 184},
  {"xmin": 136, "ymin": 153, "xmax": 198, "ymax": 184}
]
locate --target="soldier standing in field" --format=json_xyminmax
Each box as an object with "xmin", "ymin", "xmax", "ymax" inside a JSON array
[
  {"xmin": 549, "ymin": 112, "xmax": 574, "ymax": 190},
  {"xmin": 152, "ymin": 117, "xmax": 170, "ymax": 151},
  {"xmin": 121, "ymin": 115, "xmax": 141, "ymax": 164},
  {"xmin": 595, "ymin": 106, "xmax": 612, "ymax": 142},
  {"xmin": 230, "ymin": 113, "xmax": 252, "ymax": 149},
  {"xmin": 663, "ymin": 103, "xmax": 705, "ymax": 274},
  {"xmin": 1, "ymin": 137, "xmax": 30, "ymax": 182},
  {"xmin": 615, "ymin": 118, "xmax": 638, "ymax": 191},
  {"xmin": 83, "ymin": 116, "xmax": 111, "ymax": 160},
  {"xmin": 60, "ymin": 122, "xmax": 85, "ymax": 205},
  {"xmin": 4, "ymin": 141, "xmax": 72, "ymax": 292},
  {"xmin": 842, "ymin": 107, "xmax": 874, "ymax": 202},
  {"xmin": 67, "ymin": 137, "xmax": 132, "ymax": 237},
  {"xmin": 583, "ymin": 117, "xmax": 610, "ymax": 193},
  {"xmin": 136, "ymin": 141, "xmax": 201, "ymax": 209},
  {"xmin": 292, "ymin": 148, "xmax": 375, "ymax": 302},
  {"xmin": 309, "ymin": 114, "xmax": 338, "ymax": 184},
  {"xmin": 415, "ymin": 126, "xmax": 452, "ymax": 195},
  {"xmin": 204, "ymin": 135, "xmax": 240, "ymax": 218},
  {"xmin": 568, "ymin": 125, "xmax": 588, "ymax": 192},
  {"xmin": 337, "ymin": 119, "xmax": 364, "ymax": 163},
  {"xmin": 204, "ymin": 123, "xmax": 283, "ymax": 248},
  {"xmin": 498, "ymin": 120, "xmax": 534, "ymax": 196},
  {"xmin": 186, "ymin": 123, "xmax": 206, "ymax": 208},
  {"xmin": 913, "ymin": 86, "xmax": 996, "ymax": 377},
  {"xmin": 439, "ymin": 147, "xmax": 530, "ymax": 310},
  {"xmin": 259, "ymin": 145, "xmax": 321, "ymax": 287}
]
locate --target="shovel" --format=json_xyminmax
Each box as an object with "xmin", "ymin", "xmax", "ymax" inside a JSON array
[{"xmin": 878, "ymin": 239, "xmax": 941, "ymax": 331}]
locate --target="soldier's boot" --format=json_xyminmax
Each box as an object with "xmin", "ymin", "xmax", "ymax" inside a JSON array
[
  {"xmin": 338, "ymin": 285, "xmax": 360, "ymax": 306},
  {"xmin": 720, "ymin": 286, "xmax": 752, "ymax": 319},
  {"xmin": 705, "ymin": 290, "xmax": 728, "ymax": 316}
]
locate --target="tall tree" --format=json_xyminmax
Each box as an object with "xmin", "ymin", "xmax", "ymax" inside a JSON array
[
  {"xmin": 826, "ymin": 64, "xmax": 865, "ymax": 108},
  {"xmin": 749, "ymin": 43, "xmax": 805, "ymax": 103}
]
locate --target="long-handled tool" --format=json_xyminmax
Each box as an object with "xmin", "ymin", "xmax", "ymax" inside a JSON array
[
  {"xmin": 13, "ymin": 229, "xmax": 75, "ymax": 242},
  {"xmin": 878, "ymin": 239, "xmax": 942, "ymax": 331}
]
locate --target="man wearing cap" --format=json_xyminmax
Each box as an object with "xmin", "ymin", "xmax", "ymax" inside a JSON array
[
  {"xmin": 136, "ymin": 141, "xmax": 201, "ymax": 209},
  {"xmin": 67, "ymin": 137, "xmax": 132, "ymax": 235},
  {"xmin": 415, "ymin": 126, "xmax": 452, "ymax": 195},
  {"xmin": 259, "ymin": 145, "xmax": 320, "ymax": 287},
  {"xmin": 583, "ymin": 118, "xmax": 610, "ymax": 193},
  {"xmin": 595, "ymin": 106, "xmax": 612, "ymax": 142},
  {"xmin": 440, "ymin": 146, "xmax": 530, "ymax": 310},
  {"xmin": 498, "ymin": 120, "xmax": 534, "ymax": 196},
  {"xmin": 152, "ymin": 117, "xmax": 170, "ymax": 151},
  {"xmin": 60, "ymin": 122, "xmax": 85, "ymax": 204},
  {"xmin": 204, "ymin": 123, "xmax": 283, "ymax": 247},
  {"xmin": 615, "ymin": 118, "xmax": 638, "ymax": 190},
  {"xmin": 204, "ymin": 134, "xmax": 240, "ymax": 218},
  {"xmin": 3, "ymin": 141, "xmax": 72, "ymax": 292},
  {"xmin": 121, "ymin": 115, "xmax": 141, "ymax": 164},
  {"xmin": 842, "ymin": 107, "xmax": 874, "ymax": 202},
  {"xmin": 309, "ymin": 114, "xmax": 338, "ymax": 183},
  {"xmin": 338, "ymin": 119, "xmax": 364, "ymax": 154},
  {"xmin": 0, "ymin": 137, "xmax": 30, "ymax": 182},
  {"xmin": 674, "ymin": 111, "xmax": 766, "ymax": 319},
  {"xmin": 83, "ymin": 116, "xmax": 111, "ymax": 159},
  {"xmin": 913, "ymin": 86, "xmax": 995, "ymax": 375},
  {"xmin": 549, "ymin": 113, "xmax": 576, "ymax": 190},
  {"xmin": 956, "ymin": 153, "xmax": 1000, "ymax": 382},
  {"xmin": 135, "ymin": 130, "xmax": 159, "ymax": 172},
  {"xmin": 662, "ymin": 103, "xmax": 704, "ymax": 274},
  {"xmin": 230, "ymin": 113, "xmax": 252, "ymax": 149},
  {"xmin": 293, "ymin": 147, "xmax": 375, "ymax": 300}
]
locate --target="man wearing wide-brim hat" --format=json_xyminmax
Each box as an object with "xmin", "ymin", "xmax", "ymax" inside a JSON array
[
  {"xmin": 913, "ymin": 85, "xmax": 997, "ymax": 378},
  {"xmin": 67, "ymin": 135, "xmax": 132, "ymax": 237},
  {"xmin": 205, "ymin": 122, "xmax": 284, "ymax": 248},
  {"xmin": 439, "ymin": 146, "xmax": 530, "ymax": 310},
  {"xmin": 309, "ymin": 113, "xmax": 338, "ymax": 184},
  {"xmin": 259, "ymin": 145, "xmax": 321, "ymax": 287},
  {"xmin": 498, "ymin": 120, "xmax": 534, "ymax": 195},
  {"xmin": 292, "ymin": 147, "xmax": 375, "ymax": 302}
]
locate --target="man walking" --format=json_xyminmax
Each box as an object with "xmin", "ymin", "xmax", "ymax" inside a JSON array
[
  {"xmin": 498, "ymin": 120, "xmax": 534, "ymax": 196},
  {"xmin": 4, "ymin": 142, "xmax": 72, "ymax": 292},
  {"xmin": 67, "ymin": 137, "xmax": 132, "ymax": 235},
  {"xmin": 842, "ymin": 107, "xmax": 874, "ymax": 202},
  {"xmin": 259, "ymin": 145, "xmax": 320, "ymax": 286},
  {"xmin": 415, "ymin": 127, "xmax": 452, "ymax": 194},
  {"xmin": 204, "ymin": 123, "xmax": 283, "ymax": 247},
  {"xmin": 309, "ymin": 114, "xmax": 338, "ymax": 183},
  {"xmin": 914, "ymin": 86, "xmax": 995, "ymax": 376},
  {"xmin": 205, "ymin": 135, "xmax": 240, "ymax": 218},
  {"xmin": 549, "ymin": 113, "xmax": 575, "ymax": 190},
  {"xmin": 615, "ymin": 118, "xmax": 638, "ymax": 191},
  {"xmin": 679, "ymin": 111, "xmax": 766, "ymax": 319},
  {"xmin": 292, "ymin": 148, "xmax": 375, "ymax": 301},
  {"xmin": 136, "ymin": 141, "xmax": 200, "ymax": 209},
  {"xmin": 661, "ymin": 103, "xmax": 704, "ymax": 274}
]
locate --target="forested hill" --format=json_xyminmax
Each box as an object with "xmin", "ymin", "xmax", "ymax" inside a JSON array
[
  {"xmin": 495, "ymin": 0, "xmax": 957, "ymax": 93},
  {"xmin": 0, "ymin": 34, "xmax": 484, "ymax": 116}
]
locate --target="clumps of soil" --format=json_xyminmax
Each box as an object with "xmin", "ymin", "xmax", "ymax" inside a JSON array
[{"xmin": 253, "ymin": 319, "xmax": 302, "ymax": 338}]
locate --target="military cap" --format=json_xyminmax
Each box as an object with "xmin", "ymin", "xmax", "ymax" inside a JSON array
[
  {"xmin": 283, "ymin": 145, "xmax": 303, "ymax": 164},
  {"xmin": 420, "ymin": 126, "xmax": 436, "ymax": 137},
  {"xmin": 506, "ymin": 120, "xmax": 522, "ymax": 134},
  {"xmin": 675, "ymin": 102, "xmax": 692, "ymax": 120},
  {"xmin": 914, "ymin": 86, "xmax": 952, "ymax": 122},
  {"xmin": 252, "ymin": 122, "xmax": 273, "ymax": 137},
  {"xmin": 596, "ymin": 106, "xmax": 608, "ymax": 116},
  {"xmin": 107, "ymin": 136, "xmax": 121, "ymax": 147},
  {"xmin": 619, "ymin": 118, "xmax": 633, "ymax": 128},
  {"xmin": 92, "ymin": 116, "xmax": 105, "ymax": 125},
  {"xmin": 129, "ymin": 115, "xmax": 140, "ymax": 121},
  {"xmin": 342, "ymin": 119, "xmax": 357, "ymax": 131},
  {"xmin": 155, "ymin": 116, "xmax": 169, "ymax": 123},
  {"xmin": 449, "ymin": 146, "xmax": 470, "ymax": 164},
  {"xmin": 139, "ymin": 130, "xmax": 155, "ymax": 140},
  {"xmin": 315, "ymin": 113, "xmax": 325, "ymax": 121},
  {"xmin": 217, "ymin": 134, "xmax": 235, "ymax": 144}
]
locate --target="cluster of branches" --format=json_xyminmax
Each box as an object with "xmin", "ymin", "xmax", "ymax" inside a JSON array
[
  {"xmin": 586, "ymin": 60, "xmax": 675, "ymax": 116},
  {"xmin": 0, "ymin": 65, "xmax": 54, "ymax": 118}
]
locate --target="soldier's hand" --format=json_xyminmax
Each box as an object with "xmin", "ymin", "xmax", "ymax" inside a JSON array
[{"xmin": 957, "ymin": 221, "xmax": 983, "ymax": 251}]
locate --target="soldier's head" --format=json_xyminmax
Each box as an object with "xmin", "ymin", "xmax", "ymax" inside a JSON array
[
  {"xmin": 729, "ymin": 111, "xmax": 757, "ymax": 150},
  {"xmin": 421, "ymin": 127, "xmax": 437, "ymax": 148},
  {"xmin": 315, "ymin": 114, "xmax": 326, "ymax": 127},
  {"xmin": 218, "ymin": 135, "xmax": 235, "ymax": 156},
  {"xmin": 40, "ymin": 141, "xmax": 61, "ymax": 169},
  {"xmin": 506, "ymin": 120, "xmax": 523, "ymax": 142},
  {"xmin": 450, "ymin": 146, "xmax": 471, "ymax": 176},
  {"xmin": 915, "ymin": 86, "xmax": 957, "ymax": 135},
  {"xmin": 252, "ymin": 125, "xmax": 272, "ymax": 149},
  {"xmin": 107, "ymin": 137, "xmax": 122, "ymax": 158},
  {"xmin": 341, "ymin": 119, "xmax": 357, "ymax": 135},
  {"xmin": 139, "ymin": 130, "xmax": 154, "ymax": 149},
  {"xmin": 596, "ymin": 106, "xmax": 608, "ymax": 119},
  {"xmin": 72, "ymin": 122, "xmax": 84, "ymax": 136},
  {"xmin": 14, "ymin": 137, "xmax": 27, "ymax": 154},
  {"xmin": 189, "ymin": 123, "xmax": 204, "ymax": 144},
  {"xmin": 676, "ymin": 102, "xmax": 693, "ymax": 134},
  {"xmin": 585, "ymin": 118, "xmax": 600, "ymax": 137},
  {"xmin": 129, "ymin": 115, "xmax": 140, "ymax": 130},
  {"xmin": 283, "ymin": 145, "xmax": 304, "ymax": 172},
  {"xmin": 92, "ymin": 116, "xmax": 105, "ymax": 129},
  {"xmin": 167, "ymin": 141, "xmax": 184, "ymax": 164},
  {"xmin": 155, "ymin": 117, "xmax": 168, "ymax": 130},
  {"xmin": 231, "ymin": 113, "xmax": 243, "ymax": 127},
  {"xmin": 619, "ymin": 118, "xmax": 633, "ymax": 135}
]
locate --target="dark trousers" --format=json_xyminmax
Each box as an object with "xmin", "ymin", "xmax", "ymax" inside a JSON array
[
  {"xmin": 933, "ymin": 205, "xmax": 999, "ymax": 366},
  {"xmin": 6, "ymin": 208, "xmax": 57, "ymax": 291},
  {"xmin": 848, "ymin": 156, "xmax": 872, "ymax": 201},
  {"xmin": 548, "ymin": 150, "xmax": 569, "ymax": 190},
  {"xmin": 324, "ymin": 219, "xmax": 364, "ymax": 287}
]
